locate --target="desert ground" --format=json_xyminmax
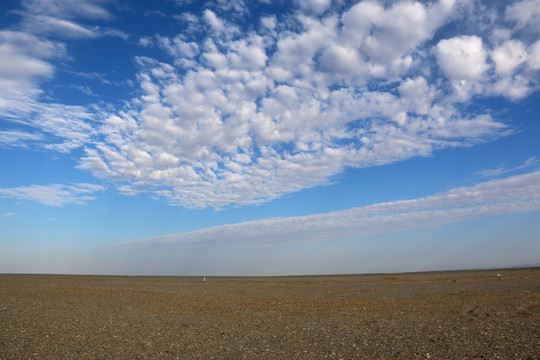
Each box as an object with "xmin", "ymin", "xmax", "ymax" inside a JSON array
[{"xmin": 1, "ymin": 268, "xmax": 538, "ymax": 359}]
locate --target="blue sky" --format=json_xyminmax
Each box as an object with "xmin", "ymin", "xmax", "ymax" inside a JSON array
[{"xmin": 0, "ymin": 0, "xmax": 539, "ymax": 275}]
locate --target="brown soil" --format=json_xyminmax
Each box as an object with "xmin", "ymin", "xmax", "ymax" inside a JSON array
[{"xmin": 1, "ymin": 268, "xmax": 539, "ymax": 359}]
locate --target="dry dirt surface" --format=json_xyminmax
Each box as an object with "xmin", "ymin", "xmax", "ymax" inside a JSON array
[{"xmin": 1, "ymin": 268, "xmax": 539, "ymax": 359}]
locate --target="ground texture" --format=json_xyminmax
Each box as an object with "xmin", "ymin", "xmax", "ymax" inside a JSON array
[{"xmin": 1, "ymin": 268, "xmax": 539, "ymax": 359}]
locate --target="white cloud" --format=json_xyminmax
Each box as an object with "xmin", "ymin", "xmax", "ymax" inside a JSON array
[
  {"xmin": 21, "ymin": 0, "xmax": 112, "ymax": 20},
  {"xmin": 80, "ymin": 55, "xmax": 505, "ymax": 207},
  {"xmin": 100, "ymin": 28, "xmax": 130, "ymax": 40},
  {"xmin": 3, "ymin": 212, "xmax": 15, "ymax": 217},
  {"xmin": 117, "ymin": 169, "xmax": 540, "ymax": 247},
  {"xmin": 436, "ymin": 35, "xmax": 488, "ymax": 80},
  {"xmin": 77, "ymin": 1, "xmax": 516, "ymax": 208},
  {"xmin": 491, "ymin": 40, "xmax": 528, "ymax": 75},
  {"xmin": 341, "ymin": 0, "xmax": 457, "ymax": 73},
  {"xmin": 1, "ymin": 95, "xmax": 96, "ymax": 153},
  {"xmin": 260, "ymin": 15, "xmax": 277, "ymax": 30},
  {"xmin": 0, "ymin": 31, "xmax": 63, "ymax": 83},
  {"xmin": 528, "ymin": 40, "xmax": 540, "ymax": 70},
  {"xmin": 0, "ymin": 183, "xmax": 105, "ymax": 206},
  {"xmin": 0, "ymin": 130, "xmax": 43, "ymax": 148},
  {"xmin": 203, "ymin": 9, "xmax": 225, "ymax": 32},
  {"xmin": 476, "ymin": 157, "xmax": 537, "ymax": 178},
  {"xmin": 398, "ymin": 76, "xmax": 436, "ymax": 115},
  {"xmin": 3, "ymin": 0, "xmax": 539, "ymax": 209},
  {"xmin": 210, "ymin": 0, "xmax": 249, "ymax": 16},
  {"xmin": 141, "ymin": 34, "xmax": 200, "ymax": 68},
  {"xmin": 491, "ymin": 75, "xmax": 530, "ymax": 100},
  {"xmin": 363, "ymin": 1, "xmax": 429, "ymax": 63},
  {"xmin": 506, "ymin": 0, "xmax": 540, "ymax": 30},
  {"xmin": 341, "ymin": 1, "xmax": 383, "ymax": 41},
  {"xmin": 487, "ymin": 39, "xmax": 533, "ymax": 100},
  {"xmin": 319, "ymin": 43, "xmax": 364, "ymax": 75},
  {"xmin": 28, "ymin": 16, "xmax": 99, "ymax": 38},
  {"xmin": 297, "ymin": 0, "xmax": 332, "ymax": 15},
  {"xmin": 0, "ymin": 31, "xmax": 95, "ymax": 153},
  {"xmin": 19, "ymin": 0, "xmax": 113, "ymax": 38}
]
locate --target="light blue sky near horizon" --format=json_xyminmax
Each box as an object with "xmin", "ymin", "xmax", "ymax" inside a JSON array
[{"xmin": 1, "ymin": 0, "xmax": 539, "ymax": 275}]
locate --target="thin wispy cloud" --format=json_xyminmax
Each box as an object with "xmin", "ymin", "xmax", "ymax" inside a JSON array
[
  {"xmin": 117, "ymin": 169, "xmax": 540, "ymax": 248},
  {"xmin": 0, "ymin": 130, "xmax": 43, "ymax": 148},
  {"xmin": 0, "ymin": 30, "xmax": 96, "ymax": 153},
  {"xmin": 0, "ymin": 183, "xmax": 105, "ymax": 206},
  {"xmin": 477, "ymin": 157, "xmax": 537, "ymax": 178},
  {"xmin": 17, "ymin": 0, "xmax": 113, "ymax": 39}
]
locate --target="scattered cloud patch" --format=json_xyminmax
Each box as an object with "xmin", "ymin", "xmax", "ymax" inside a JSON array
[
  {"xmin": 3, "ymin": 212, "xmax": 15, "ymax": 217},
  {"xmin": 2, "ymin": 0, "xmax": 540, "ymax": 208},
  {"xmin": 79, "ymin": 0, "xmax": 524, "ymax": 207},
  {"xmin": 0, "ymin": 183, "xmax": 105, "ymax": 206}
]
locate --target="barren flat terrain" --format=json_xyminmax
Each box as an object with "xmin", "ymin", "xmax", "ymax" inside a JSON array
[{"xmin": 1, "ymin": 268, "xmax": 539, "ymax": 359}]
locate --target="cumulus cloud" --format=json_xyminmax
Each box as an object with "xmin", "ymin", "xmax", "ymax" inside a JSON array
[
  {"xmin": 491, "ymin": 40, "xmax": 528, "ymax": 75},
  {"xmin": 79, "ymin": 0, "xmax": 521, "ymax": 208},
  {"xmin": 79, "ymin": 55, "xmax": 505, "ymax": 207},
  {"xmin": 117, "ymin": 169, "xmax": 540, "ymax": 248},
  {"xmin": 436, "ymin": 35, "xmax": 488, "ymax": 80},
  {"xmin": 0, "ymin": 183, "xmax": 105, "ymax": 206}
]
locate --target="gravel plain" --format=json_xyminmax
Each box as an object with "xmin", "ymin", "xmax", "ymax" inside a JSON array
[{"xmin": 1, "ymin": 268, "xmax": 539, "ymax": 359}]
